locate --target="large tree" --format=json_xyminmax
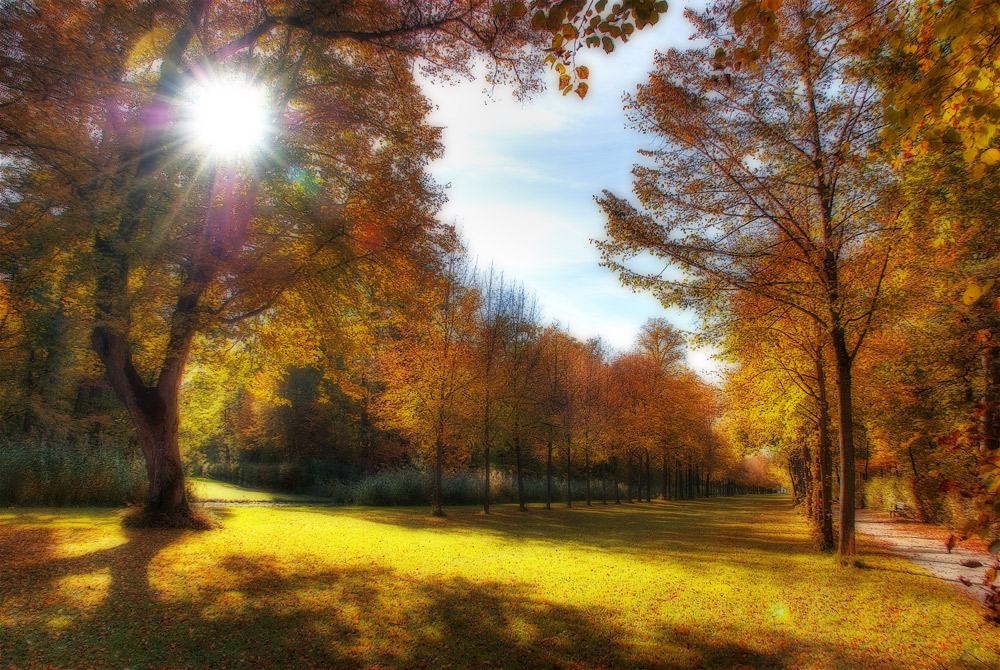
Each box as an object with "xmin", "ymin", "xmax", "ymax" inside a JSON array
[
  {"xmin": 0, "ymin": 0, "xmax": 672, "ymax": 523},
  {"xmin": 596, "ymin": 0, "xmax": 897, "ymax": 558}
]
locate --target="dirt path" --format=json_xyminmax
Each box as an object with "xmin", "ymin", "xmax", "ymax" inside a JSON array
[{"xmin": 856, "ymin": 508, "xmax": 996, "ymax": 604}]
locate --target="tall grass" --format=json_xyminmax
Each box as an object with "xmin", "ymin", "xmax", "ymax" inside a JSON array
[
  {"xmin": 0, "ymin": 438, "xmax": 147, "ymax": 506},
  {"xmin": 353, "ymin": 467, "xmax": 620, "ymax": 507}
]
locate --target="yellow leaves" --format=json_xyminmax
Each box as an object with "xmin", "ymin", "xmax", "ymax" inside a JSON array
[
  {"xmin": 962, "ymin": 279, "xmax": 995, "ymax": 306},
  {"xmin": 981, "ymin": 147, "xmax": 1000, "ymax": 166}
]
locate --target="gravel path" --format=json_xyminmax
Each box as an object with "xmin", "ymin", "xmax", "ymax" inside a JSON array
[{"xmin": 856, "ymin": 508, "xmax": 996, "ymax": 604}]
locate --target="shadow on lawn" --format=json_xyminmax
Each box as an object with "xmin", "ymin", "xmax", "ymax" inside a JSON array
[
  {"xmin": 2, "ymin": 512, "xmax": 990, "ymax": 670},
  {"xmin": 314, "ymin": 495, "xmax": 812, "ymax": 561},
  {"xmin": 0, "ymin": 522, "xmax": 788, "ymax": 669}
]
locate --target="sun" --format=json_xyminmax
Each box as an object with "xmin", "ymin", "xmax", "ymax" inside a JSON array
[{"xmin": 184, "ymin": 77, "xmax": 271, "ymax": 158}]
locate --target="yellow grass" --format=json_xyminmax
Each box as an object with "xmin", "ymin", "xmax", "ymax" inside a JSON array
[
  {"xmin": 187, "ymin": 476, "xmax": 321, "ymax": 503},
  {"xmin": 1, "ymin": 497, "xmax": 997, "ymax": 669}
]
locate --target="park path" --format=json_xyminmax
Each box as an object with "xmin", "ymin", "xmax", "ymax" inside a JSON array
[{"xmin": 856, "ymin": 508, "xmax": 996, "ymax": 604}]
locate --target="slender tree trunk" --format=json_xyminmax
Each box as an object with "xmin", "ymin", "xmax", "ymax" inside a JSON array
[
  {"xmin": 515, "ymin": 434, "xmax": 526, "ymax": 511},
  {"xmin": 601, "ymin": 461, "xmax": 607, "ymax": 504},
  {"xmin": 483, "ymin": 397, "xmax": 491, "ymax": 514},
  {"xmin": 432, "ymin": 414, "xmax": 445, "ymax": 517},
  {"xmin": 661, "ymin": 452, "xmax": 668, "ymax": 500},
  {"xmin": 585, "ymin": 447, "xmax": 591, "ymax": 506},
  {"xmin": 832, "ymin": 328, "xmax": 856, "ymax": 560},
  {"xmin": 645, "ymin": 450, "xmax": 652, "ymax": 502},
  {"xmin": 566, "ymin": 434, "xmax": 572, "ymax": 508},
  {"xmin": 626, "ymin": 452, "xmax": 634, "ymax": 503},
  {"xmin": 633, "ymin": 450, "xmax": 640, "ymax": 503},
  {"xmin": 614, "ymin": 456, "xmax": 621, "ymax": 504},
  {"xmin": 545, "ymin": 437, "xmax": 553, "ymax": 509}
]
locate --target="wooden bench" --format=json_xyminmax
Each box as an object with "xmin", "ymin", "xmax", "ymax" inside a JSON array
[{"xmin": 889, "ymin": 501, "xmax": 907, "ymax": 519}]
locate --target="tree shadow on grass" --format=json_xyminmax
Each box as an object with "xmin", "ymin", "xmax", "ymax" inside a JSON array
[
  {"xmin": 304, "ymin": 496, "xmax": 813, "ymax": 563},
  {"xmin": 0, "ymin": 528, "xmax": 793, "ymax": 670}
]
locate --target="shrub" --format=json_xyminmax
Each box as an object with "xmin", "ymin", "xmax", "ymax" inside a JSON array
[
  {"xmin": 863, "ymin": 476, "xmax": 917, "ymax": 515},
  {"xmin": 0, "ymin": 438, "xmax": 147, "ymax": 506}
]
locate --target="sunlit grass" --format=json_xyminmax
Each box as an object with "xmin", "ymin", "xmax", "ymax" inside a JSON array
[
  {"xmin": 2, "ymin": 497, "xmax": 997, "ymax": 669},
  {"xmin": 188, "ymin": 477, "xmax": 321, "ymax": 503}
]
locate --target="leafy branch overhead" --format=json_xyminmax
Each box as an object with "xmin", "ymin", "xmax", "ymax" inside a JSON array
[{"xmin": 492, "ymin": 0, "xmax": 670, "ymax": 97}]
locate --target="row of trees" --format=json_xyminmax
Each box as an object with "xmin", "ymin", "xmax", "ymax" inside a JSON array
[
  {"xmin": 0, "ymin": 0, "xmax": 688, "ymax": 523},
  {"xmin": 597, "ymin": 0, "xmax": 999, "ymax": 559}
]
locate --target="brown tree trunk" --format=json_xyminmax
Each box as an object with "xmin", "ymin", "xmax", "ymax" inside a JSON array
[
  {"xmin": 661, "ymin": 452, "xmax": 669, "ymax": 500},
  {"xmin": 801, "ymin": 442, "xmax": 814, "ymax": 518},
  {"xmin": 832, "ymin": 327, "xmax": 856, "ymax": 560},
  {"xmin": 545, "ymin": 437, "xmax": 553, "ymax": 510},
  {"xmin": 515, "ymin": 434, "xmax": 526, "ymax": 511},
  {"xmin": 585, "ymin": 448, "xmax": 591, "ymax": 506},
  {"xmin": 626, "ymin": 452, "xmax": 634, "ymax": 503},
  {"xmin": 613, "ymin": 456, "xmax": 621, "ymax": 504},
  {"xmin": 815, "ymin": 345, "xmax": 835, "ymax": 550},
  {"xmin": 432, "ymin": 414, "xmax": 445, "ymax": 517},
  {"xmin": 566, "ymin": 434, "xmax": 572, "ymax": 508},
  {"xmin": 982, "ymin": 343, "xmax": 1000, "ymax": 454},
  {"xmin": 645, "ymin": 450, "xmax": 652, "ymax": 501},
  {"xmin": 483, "ymin": 399, "xmax": 491, "ymax": 514}
]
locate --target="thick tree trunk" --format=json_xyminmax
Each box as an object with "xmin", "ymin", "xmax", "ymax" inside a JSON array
[{"xmin": 832, "ymin": 328, "xmax": 856, "ymax": 560}]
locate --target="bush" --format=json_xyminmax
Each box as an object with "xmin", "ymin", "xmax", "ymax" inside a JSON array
[
  {"xmin": 0, "ymin": 438, "xmax": 147, "ymax": 506},
  {"xmin": 863, "ymin": 476, "xmax": 917, "ymax": 515}
]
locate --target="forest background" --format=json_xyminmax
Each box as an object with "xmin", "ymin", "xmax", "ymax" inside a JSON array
[{"xmin": 0, "ymin": 0, "xmax": 997, "ymax": 561}]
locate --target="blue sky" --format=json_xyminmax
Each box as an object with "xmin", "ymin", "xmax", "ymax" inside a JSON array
[{"xmin": 421, "ymin": 2, "xmax": 717, "ymax": 375}]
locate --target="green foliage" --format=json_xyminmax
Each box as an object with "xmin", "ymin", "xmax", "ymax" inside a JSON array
[{"xmin": 0, "ymin": 438, "xmax": 146, "ymax": 506}]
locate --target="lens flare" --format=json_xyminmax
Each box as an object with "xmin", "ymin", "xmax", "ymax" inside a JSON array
[{"xmin": 185, "ymin": 77, "xmax": 271, "ymax": 158}]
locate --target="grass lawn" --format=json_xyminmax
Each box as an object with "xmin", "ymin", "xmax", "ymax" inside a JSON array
[
  {"xmin": 188, "ymin": 477, "xmax": 324, "ymax": 503},
  {"xmin": 1, "ymin": 496, "xmax": 997, "ymax": 669}
]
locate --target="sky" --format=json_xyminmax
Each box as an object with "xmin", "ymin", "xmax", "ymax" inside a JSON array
[{"xmin": 419, "ymin": 2, "xmax": 718, "ymax": 376}]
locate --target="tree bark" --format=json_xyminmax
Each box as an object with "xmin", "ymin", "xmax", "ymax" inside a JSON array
[
  {"xmin": 661, "ymin": 452, "xmax": 669, "ymax": 500},
  {"xmin": 815, "ymin": 345, "xmax": 835, "ymax": 550},
  {"xmin": 832, "ymin": 327, "xmax": 856, "ymax": 560},
  {"xmin": 545, "ymin": 436, "xmax": 553, "ymax": 510},
  {"xmin": 515, "ymin": 434, "xmax": 526, "ymax": 511},
  {"xmin": 613, "ymin": 456, "xmax": 621, "ymax": 504},
  {"xmin": 982, "ymin": 342, "xmax": 1000, "ymax": 454},
  {"xmin": 566, "ymin": 434, "xmax": 572, "ymax": 508}
]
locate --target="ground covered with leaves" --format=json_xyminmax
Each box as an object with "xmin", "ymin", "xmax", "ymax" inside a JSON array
[{"xmin": 1, "ymin": 496, "xmax": 997, "ymax": 669}]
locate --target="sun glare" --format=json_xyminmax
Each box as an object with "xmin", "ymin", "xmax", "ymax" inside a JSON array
[{"xmin": 185, "ymin": 78, "xmax": 271, "ymax": 158}]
